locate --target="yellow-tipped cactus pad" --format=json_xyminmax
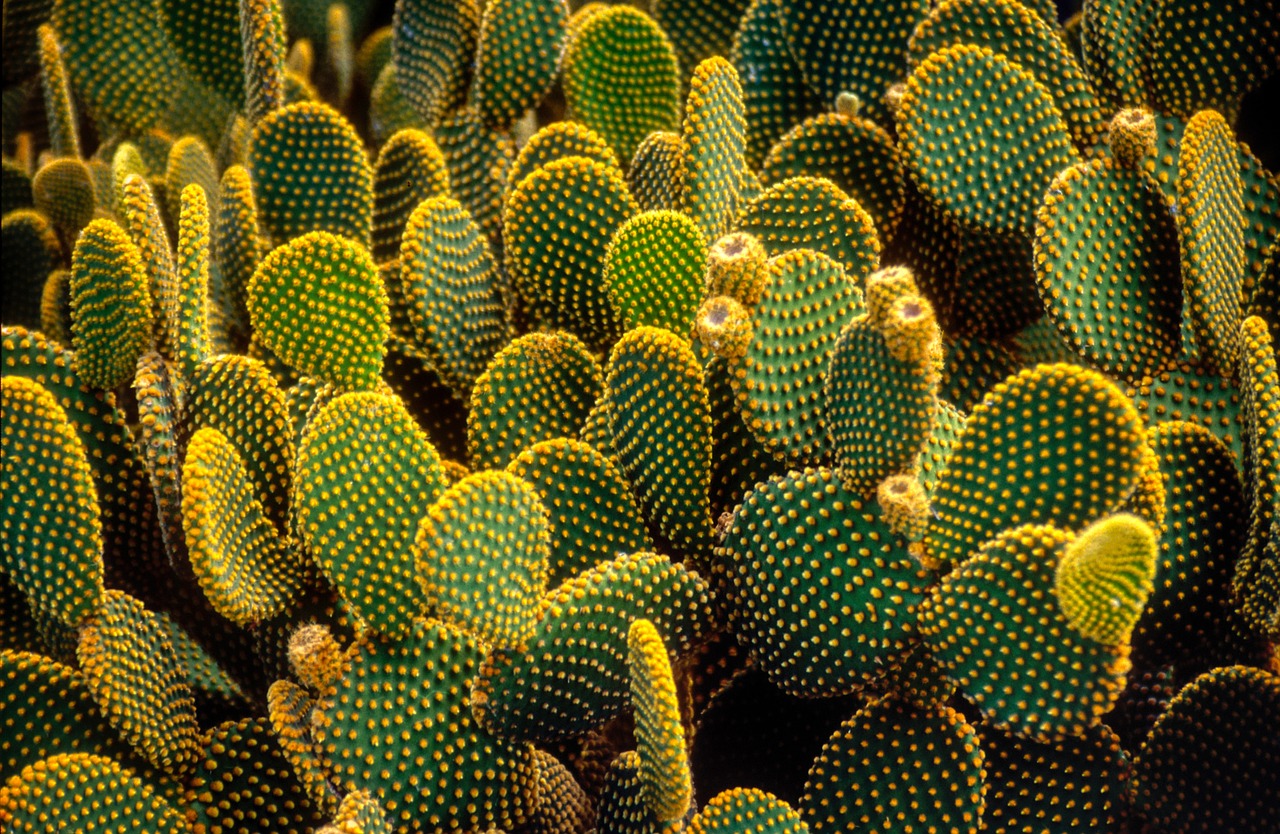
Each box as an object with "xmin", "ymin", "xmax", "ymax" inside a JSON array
[
  {"xmin": 1055, "ymin": 514, "xmax": 1157, "ymax": 646},
  {"xmin": 628, "ymin": 618, "xmax": 692, "ymax": 823},
  {"xmin": 69, "ymin": 218, "xmax": 154, "ymax": 391}
]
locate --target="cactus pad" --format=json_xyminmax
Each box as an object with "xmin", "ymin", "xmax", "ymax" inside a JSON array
[
  {"xmin": 391, "ymin": 0, "xmax": 479, "ymax": 126},
  {"xmin": 628, "ymin": 618, "xmax": 691, "ymax": 822},
  {"xmin": 371, "ymin": 128, "xmax": 449, "ymax": 263},
  {"xmin": 680, "ymin": 57, "xmax": 747, "ymax": 243},
  {"xmin": 472, "ymin": 0, "xmax": 567, "ymax": 130},
  {"xmin": 688, "ymin": 788, "xmax": 807, "ymax": 834},
  {"xmin": 605, "ymin": 210, "xmax": 708, "ymax": 335},
  {"xmin": 68, "ymin": 218, "xmax": 153, "ymax": 391},
  {"xmin": 1054, "ymin": 514, "xmax": 1157, "ymax": 645},
  {"xmin": 509, "ymin": 120, "xmax": 618, "ymax": 195}
]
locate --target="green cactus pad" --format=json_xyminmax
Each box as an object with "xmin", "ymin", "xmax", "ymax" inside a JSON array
[
  {"xmin": 1, "ymin": 210, "xmax": 60, "ymax": 331},
  {"xmin": 214, "ymin": 165, "xmax": 266, "ymax": 326},
  {"xmin": 1131, "ymin": 666, "xmax": 1280, "ymax": 834},
  {"xmin": 472, "ymin": 551, "xmax": 715, "ymax": 743},
  {"xmin": 1235, "ymin": 316, "xmax": 1279, "ymax": 639},
  {"xmin": 605, "ymin": 209, "xmax": 707, "ymax": 335},
  {"xmin": 918, "ymin": 523, "xmax": 1131, "ymax": 740},
  {"xmin": 1080, "ymin": 0, "xmax": 1155, "ymax": 110},
  {"xmin": 652, "ymin": 0, "xmax": 750, "ymax": 84},
  {"xmin": 266, "ymin": 679, "xmax": 334, "ymax": 814},
  {"xmin": 977, "ymin": 721, "xmax": 1127, "ymax": 833},
  {"xmin": 182, "ymin": 427, "xmax": 311, "ymax": 626},
  {"xmin": 741, "ymin": 249, "xmax": 864, "ymax": 463},
  {"xmin": 472, "ymin": 0, "xmax": 567, "ymax": 130},
  {"xmin": 937, "ymin": 333, "xmax": 1020, "ymax": 414},
  {"xmin": 68, "ymin": 218, "xmax": 153, "ymax": 391},
  {"xmin": 187, "ymin": 716, "xmax": 327, "ymax": 834},
  {"xmin": 250, "ymin": 102, "xmax": 373, "ymax": 246},
  {"xmin": 799, "ymin": 698, "xmax": 984, "ymax": 834},
  {"xmin": 1126, "ymin": 360, "xmax": 1245, "ymax": 464},
  {"xmin": 505, "ymin": 155, "xmax": 635, "ymax": 350},
  {"xmin": 738, "ymin": 177, "xmax": 881, "ymax": 286},
  {"xmin": 312, "ymin": 617, "xmax": 537, "ymax": 831},
  {"xmin": 918, "ymin": 399, "xmax": 966, "ymax": 498},
  {"xmin": 76, "ymin": 589, "xmax": 199, "ymax": 774},
  {"xmin": 36, "ymin": 26, "xmax": 79, "ymax": 158},
  {"xmin": 31, "ymin": 158, "xmax": 94, "ymax": 235},
  {"xmin": 116, "ymin": 174, "xmax": 177, "ymax": 355},
  {"xmin": 719, "ymin": 468, "xmax": 931, "ymax": 697},
  {"xmin": 628, "ymin": 618, "xmax": 691, "ymax": 822},
  {"xmin": 323, "ymin": 789, "xmax": 392, "ymax": 834},
  {"xmin": 898, "ymin": 43, "xmax": 1080, "ymax": 236},
  {"xmin": 248, "ymin": 231, "xmax": 388, "ymax": 391},
  {"xmin": 680, "ymin": 57, "xmax": 747, "ymax": 243},
  {"xmin": 762, "ymin": 109, "xmax": 907, "ymax": 241},
  {"xmin": 173, "ymin": 184, "xmax": 212, "ymax": 378},
  {"xmin": 371, "ymin": 128, "xmax": 449, "ymax": 263},
  {"xmin": 399, "ymin": 195, "xmax": 506, "ymax": 399},
  {"xmin": 1, "ymin": 375, "xmax": 103, "ymax": 628},
  {"xmin": 1, "ymin": 159, "xmax": 32, "ymax": 216},
  {"xmin": 705, "ymin": 355, "xmax": 788, "ymax": 519},
  {"xmin": 595, "ymin": 749, "xmax": 657, "ymax": 834},
  {"xmin": 688, "ymin": 788, "xmax": 806, "ymax": 834},
  {"xmin": 507, "ymin": 438, "xmax": 652, "ymax": 587},
  {"xmin": 563, "ymin": 6, "xmax": 680, "ymax": 164},
  {"xmin": 158, "ymin": 0, "xmax": 244, "ymax": 109},
  {"xmin": 909, "ymin": 0, "xmax": 1105, "ymax": 152},
  {"xmin": 509, "ymin": 120, "xmax": 619, "ymax": 196},
  {"xmin": 297, "ymin": 391, "xmax": 446, "ymax": 637},
  {"xmin": 391, "ymin": 0, "xmax": 479, "ymax": 126},
  {"xmin": 165, "ymin": 136, "xmax": 219, "ymax": 220},
  {"xmin": 923, "ymin": 363, "xmax": 1146, "ymax": 569},
  {"xmin": 435, "ymin": 108, "xmax": 515, "ymax": 241},
  {"xmin": 154, "ymin": 609, "xmax": 249, "ymax": 722},
  {"xmin": 0, "ymin": 752, "xmax": 188, "ymax": 834},
  {"xmin": 1054, "ymin": 514, "xmax": 1157, "ymax": 645},
  {"xmin": 468, "ymin": 330, "xmax": 603, "ymax": 471},
  {"xmin": 1034, "ymin": 156, "xmax": 1183, "ymax": 380},
  {"xmin": 1176, "ymin": 109, "xmax": 1245, "ymax": 375},
  {"xmin": 606, "ymin": 326, "xmax": 715, "ymax": 555},
  {"xmin": 528, "ymin": 750, "xmax": 594, "ymax": 834},
  {"xmin": 240, "ymin": 0, "xmax": 287, "ymax": 123}
]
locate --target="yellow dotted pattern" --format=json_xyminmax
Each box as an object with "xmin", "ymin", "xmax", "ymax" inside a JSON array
[
  {"xmin": 214, "ymin": 165, "xmax": 267, "ymax": 324},
  {"xmin": 1118, "ymin": 438, "xmax": 1167, "ymax": 540},
  {"xmin": 240, "ymin": 0, "xmax": 287, "ymax": 123},
  {"xmin": 681, "ymin": 56, "xmax": 748, "ymax": 244},
  {"xmin": 266, "ymin": 679, "xmax": 336, "ymax": 815},
  {"xmin": 33, "ymin": 158, "xmax": 95, "ymax": 234},
  {"xmin": 696, "ymin": 295, "xmax": 752, "ymax": 364},
  {"xmin": 181, "ymin": 426, "xmax": 309, "ymax": 626},
  {"xmin": 323, "ymin": 789, "xmax": 390, "ymax": 834},
  {"xmin": 742, "ymin": 248, "xmax": 863, "ymax": 464},
  {"xmin": 627, "ymin": 129, "xmax": 683, "ymax": 213},
  {"xmin": 311, "ymin": 617, "xmax": 537, "ymax": 831},
  {"xmin": 372, "ymin": 128, "xmax": 450, "ymax": 263},
  {"xmin": 1126, "ymin": 360, "xmax": 1245, "ymax": 464},
  {"xmin": 76, "ymin": 589, "xmax": 199, "ymax": 774},
  {"xmin": 391, "ymin": 0, "xmax": 481, "ymax": 126},
  {"xmin": 706, "ymin": 231, "xmax": 768, "ymax": 308},
  {"xmin": 174, "ymin": 184, "xmax": 212, "ymax": 379},
  {"xmin": 876, "ymin": 474, "xmax": 930, "ymax": 543},
  {"xmin": 435, "ymin": 107, "xmax": 516, "ymax": 241},
  {"xmin": 504, "ymin": 155, "xmax": 636, "ymax": 350},
  {"xmin": 165, "ymin": 136, "xmax": 219, "ymax": 221},
  {"xmin": 131, "ymin": 352, "xmax": 184, "ymax": 567},
  {"xmin": 509, "ymin": 120, "xmax": 619, "ymax": 197},
  {"xmin": 628, "ymin": 618, "xmax": 692, "ymax": 822},
  {"xmin": 918, "ymin": 523, "xmax": 1132, "ymax": 740},
  {"xmin": 250, "ymin": 102, "xmax": 373, "ymax": 246},
  {"xmin": 296, "ymin": 391, "xmax": 446, "ymax": 637},
  {"xmin": 1054, "ymin": 514, "xmax": 1157, "ymax": 645},
  {"xmin": 799, "ymin": 697, "xmax": 984, "ymax": 834},
  {"xmin": 117, "ymin": 174, "xmax": 178, "ymax": 361},
  {"xmin": 158, "ymin": 0, "xmax": 245, "ymax": 108},
  {"xmin": 898, "ymin": 43, "xmax": 1080, "ymax": 236},
  {"xmin": 1034, "ymin": 156, "xmax": 1183, "ymax": 381},
  {"xmin": 605, "ymin": 209, "xmax": 709, "ymax": 336},
  {"xmin": 37, "ymin": 25, "xmax": 79, "ymax": 158},
  {"xmin": 529, "ymin": 749, "xmax": 593, "ymax": 834},
  {"xmin": 606, "ymin": 326, "xmax": 715, "ymax": 554},
  {"xmin": 688, "ymin": 786, "xmax": 807, "ymax": 834},
  {"xmin": 1176, "ymin": 109, "xmax": 1245, "ymax": 375},
  {"xmin": 0, "ymin": 752, "xmax": 187, "ymax": 833},
  {"xmin": 248, "ymin": 231, "xmax": 388, "ymax": 391},
  {"xmin": 1235, "ymin": 315, "xmax": 1279, "ymax": 639},
  {"xmin": 467, "ymin": 330, "xmax": 603, "ymax": 470},
  {"xmin": 67, "ymin": 218, "xmax": 153, "ymax": 391},
  {"xmin": 473, "ymin": 0, "xmax": 568, "ymax": 130},
  {"xmin": 0, "ymin": 376, "xmax": 102, "ymax": 628},
  {"xmin": 288, "ymin": 622, "xmax": 345, "ymax": 693},
  {"xmin": 1, "ymin": 210, "xmax": 62, "ymax": 332},
  {"xmin": 923, "ymin": 363, "xmax": 1146, "ymax": 569},
  {"xmin": 563, "ymin": 5, "xmax": 681, "ymax": 163},
  {"xmin": 327, "ymin": 3, "xmax": 354, "ymax": 106},
  {"xmin": 1108, "ymin": 107, "xmax": 1158, "ymax": 169}
]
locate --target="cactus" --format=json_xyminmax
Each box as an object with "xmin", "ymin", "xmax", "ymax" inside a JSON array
[
  {"xmin": 471, "ymin": 0, "xmax": 567, "ymax": 130},
  {"xmin": 68, "ymin": 218, "xmax": 154, "ymax": 390},
  {"xmin": 604, "ymin": 209, "xmax": 707, "ymax": 335},
  {"xmin": 1, "ymin": 210, "xmax": 61, "ymax": 330},
  {"xmin": 627, "ymin": 618, "xmax": 692, "ymax": 822},
  {"xmin": 371, "ymin": 128, "xmax": 449, "ymax": 263}
]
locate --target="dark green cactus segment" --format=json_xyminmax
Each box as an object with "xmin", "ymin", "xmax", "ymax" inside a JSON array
[
  {"xmin": 173, "ymin": 184, "xmax": 212, "ymax": 379},
  {"xmin": 507, "ymin": 438, "xmax": 652, "ymax": 587},
  {"xmin": 528, "ymin": 749, "xmax": 594, "ymax": 834},
  {"xmin": 371, "ymin": 128, "xmax": 449, "ymax": 263},
  {"xmin": 732, "ymin": 0, "xmax": 824, "ymax": 171},
  {"xmin": 1080, "ymin": 0, "xmax": 1157, "ymax": 110},
  {"xmin": 398, "ymin": 195, "xmax": 506, "ymax": 399},
  {"xmin": 133, "ymin": 352, "xmax": 186, "ymax": 569},
  {"xmin": 240, "ymin": 0, "xmax": 287, "ymax": 123},
  {"xmin": 1127, "ymin": 361, "xmax": 1245, "ymax": 464},
  {"xmin": 510, "ymin": 120, "xmax": 619, "ymax": 196},
  {"xmin": 76, "ymin": 589, "xmax": 200, "ymax": 774},
  {"xmin": 369, "ymin": 64, "xmax": 425, "ymax": 146},
  {"xmin": 248, "ymin": 231, "xmax": 388, "ymax": 391},
  {"xmin": 604, "ymin": 210, "xmax": 707, "ymax": 335},
  {"xmin": 312, "ymin": 618, "xmax": 537, "ymax": 831},
  {"xmin": 1131, "ymin": 666, "xmax": 1280, "ymax": 834},
  {"xmin": 952, "ymin": 227, "xmax": 1042, "ymax": 341},
  {"xmin": 1238, "ymin": 144, "xmax": 1279, "ymax": 312},
  {"xmin": 937, "ymin": 334, "xmax": 1020, "ymax": 415},
  {"xmin": 467, "ymin": 330, "xmax": 603, "ymax": 471},
  {"xmin": 1, "ymin": 376, "xmax": 103, "ymax": 628},
  {"xmin": 923, "ymin": 363, "xmax": 1146, "ymax": 570},
  {"xmin": 0, "ymin": 209, "xmax": 60, "ymax": 330},
  {"xmin": 899, "ymin": 43, "xmax": 1080, "ymax": 236},
  {"xmin": 0, "ymin": 752, "xmax": 188, "ymax": 834},
  {"xmin": 188, "ymin": 353, "xmax": 294, "ymax": 532},
  {"xmin": 799, "ymin": 698, "xmax": 984, "ymax": 834},
  {"xmin": 1, "ymin": 158, "xmax": 33, "ymax": 216},
  {"xmin": 978, "ymin": 722, "xmax": 1127, "ymax": 833},
  {"xmin": 1, "ymin": 0, "xmax": 53, "ymax": 84},
  {"xmin": 250, "ymin": 102, "xmax": 374, "ymax": 246},
  {"xmin": 652, "ymin": 0, "xmax": 751, "ymax": 82},
  {"xmin": 762, "ymin": 109, "xmax": 907, "ymax": 242},
  {"xmin": 776, "ymin": 0, "xmax": 927, "ymax": 122},
  {"xmin": 918, "ymin": 523, "xmax": 1131, "ymax": 740},
  {"xmin": 165, "ymin": 136, "xmax": 220, "ymax": 221},
  {"xmin": 681, "ymin": 57, "xmax": 747, "ymax": 243},
  {"xmin": 154, "ymin": 609, "xmax": 249, "ymax": 722},
  {"xmin": 472, "ymin": 551, "xmax": 715, "ymax": 743},
  {"xmin": 1034, "ymin": 156, "xmax": 1182, "ymax": 380},
  {"xmin": 37, "ymin": 25, "xmax": 79, "ymax": 158},
  {"xmin": 909, "ymin": 0, "xmax": 1106, "ymax": 152},
  {"xmin": 595, "ymin": 750, "xmax": 656, "ymax": 834},
  {"xmin": 688, "ymin": 788, "xmax": 806, "ymax": 834},
  {"xmin": 628, "ymin": 618, "xmax": 692, "ymax": 823},
  {"xmin": 919, "ymin": 400, "xmax": 966, "ymax": 498},
  {"xmin": 563, "ymin": 5, "xmax": 681, "ymax": 165},
  {"xmin": 325, "ymin": 4, "xmax": 355, "ymax": 106},
  {"xmin": 606, "ymin": 326, "xmax": 715, "ymax": 555},
  {"xmin": 116, "ymin": 174, "xmax": 178, "ymax": 358},
  {"xmin": 505, "ymin": 156, "xmax": 636, "ymax": 350},
  {"xmin": 435, "ymin": 108, "xmax": 515, "ymax": 242},
  {"xmin": 266, "ymin": 680, "xmax": 334, "ymax": 814},
  {"xmin": 627, "ymin": 130, "xmax": 683, "ymax": 213},
  {"xmin": 741, "ymin": 248, "xmax": 864, "ymax": 463},
  {"xmin": 68, "ymin": 218, "xmax": 153, "ymax": 391},
  {"xmin": 296, "ymin": 391, "xmax": 446, "ymax": 637},
  {"xmin": 187, "ymin": 716, "xmax": 327, "ymax": 834},
  {"xmin": 32, "ymin": 158, "xmax": 95, "ymax": 235},
  {"xmin": 718, "ymin": 468, "xmax": 931, "ymax": 698},
  {"xmin": 738, "ymin": 177, "xmax": 881, "ymax": 287},
  {"xmin": 705, "ymin": 355, "xmax": 787, "ymax": 519},
  {"xmin": 1235, "ymin": 316, "xmax": 1279, "ymax": 639},
  {"xmin": 159, "ymin": 0, "xmax": 245, "ymax": 108},
  {"xmin": 472, "ymin": 0, "xmax": 568, "ymax": 130},
  {"xmin": 392, "ymin": 0, "xmax": 480, "ymax": 126},
  {"xmin": 214, "ymin": 165, "xmax": 266, "ymax": 327},
  {"xmin": 51, "ymin": 0, "xmax": 177, "ymax": 132},
  {"xmin": 1176, "ymin": 109, "xmax": 1245, "ymax": 375}
]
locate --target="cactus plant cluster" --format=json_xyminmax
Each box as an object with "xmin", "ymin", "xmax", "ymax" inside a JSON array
[{"xmin": 2, "ymin": 0, "xmax": 1278, "ymax": 832}]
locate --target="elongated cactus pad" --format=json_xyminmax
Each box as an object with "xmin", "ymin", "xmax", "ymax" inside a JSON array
[
  {"xmin": 68, "ymin": 218, "xmax": 153, "ymax": 391},
  {"xmin": 266, "ymin": 679, "xmax": 337, "ymax": 813},
  {"xmin": 1127, "ymin": 360, "xmax": 1245, "ymax": 463},
  {"xmin": 371, "ymin": 128, "xmax": 449, "ymax": 263},
  {"xmin": 240, "ymin": 0, "xmax": 287, "ymax": 123},
  {"xmin": 628, "ymin": 618, "xmax": 691, "ymax": 822},
  {"xmin": 435, "ymin": 108, "xmax": 515, "ymax": 240},
  {"xmin": 1235, "ymin": 316, "xmax": 1279, "ymax": 640},
  {"xmin": 605, "ymin": 209, "xmax": 707, "ymax": 335},
  {"xmin": 160, "ymin": 0, "xmax": 245, "ymax": 108},
  {"xmin": 627, "ymin": 129, "xmax": 683, "ymax": 213},
  {"xmin": 472, "ymin": 0, "xmax": 567, "ymax": 130},
  {"xmin": 1, "ymin": 210, "xmax": 61, "ymax": 332},
  {"xmin": 392, "ymin": 0, "xmax": 480, "ymax": 126}
]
